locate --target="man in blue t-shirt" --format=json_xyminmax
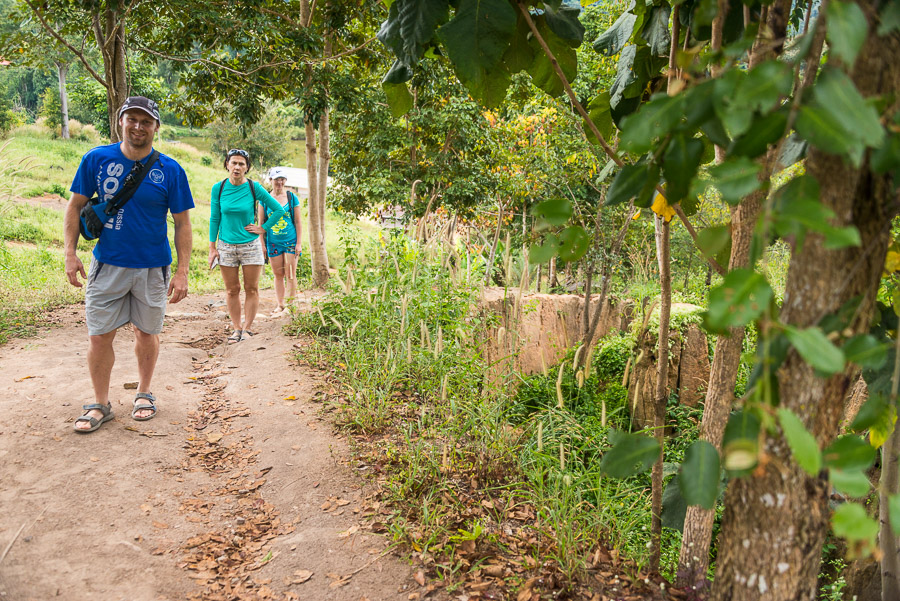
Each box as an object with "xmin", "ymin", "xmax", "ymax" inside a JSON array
[{"xmin": 63, "ymin": 96, "xmax": 195, "ymax": 434}]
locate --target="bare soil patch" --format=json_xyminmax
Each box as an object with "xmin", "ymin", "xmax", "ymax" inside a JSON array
[{"xmin": 0, "ymin": 290, "xmax": 418, "ymax": 600}]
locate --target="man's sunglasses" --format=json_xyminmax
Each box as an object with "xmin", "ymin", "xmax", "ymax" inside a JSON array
[{"xmin": 227, "ymin": 149, "xmax": 250, "ymax": 159}]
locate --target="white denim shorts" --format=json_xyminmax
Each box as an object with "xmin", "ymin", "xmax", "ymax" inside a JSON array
[
  {"xmin": 217, "ymin": 239, "xmax": 265, "ymax": 267},
  {"xmin": 85, "ymin": 261, "xmax": 169, "ymax": 336}
]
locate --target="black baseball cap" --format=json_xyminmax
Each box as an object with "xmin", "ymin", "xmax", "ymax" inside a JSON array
[{"xmin": 118, "ymin": 96, "xmax": 160, "ymax": 122}]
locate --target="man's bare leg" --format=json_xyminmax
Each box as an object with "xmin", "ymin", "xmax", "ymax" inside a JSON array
[
  {"xmin": 75, "ymin": 330, "xmax": 117, "ymax": 431},
  {"xmin": 133, "ymin": 327, "xmax": 159, "ymax": 419}
]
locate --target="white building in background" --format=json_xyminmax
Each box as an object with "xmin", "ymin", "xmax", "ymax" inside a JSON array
[{"xmin": 264, "ymin": 166, "xmax": 333, "ymax": 198}]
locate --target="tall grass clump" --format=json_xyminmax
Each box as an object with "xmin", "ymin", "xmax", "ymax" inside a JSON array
[{"xmin": 292, "ymin": 232, "xmax": 694, "ymax": 596}]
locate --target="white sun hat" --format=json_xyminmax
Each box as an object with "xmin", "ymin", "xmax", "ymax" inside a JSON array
[{"xmin": 269, "ymin": 167, "xmax": 288, "ymax": 180}]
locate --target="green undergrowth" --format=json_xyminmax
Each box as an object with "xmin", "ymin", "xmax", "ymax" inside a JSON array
[{"xmin": 292, "ymin": 237, "xmax": 700, "ymax": 595}]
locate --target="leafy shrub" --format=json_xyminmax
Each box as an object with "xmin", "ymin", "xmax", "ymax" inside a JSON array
[
  {"xmin": 68, "ymin": 120, "xmax": 101, "ymax": 144},
  {"xmin": 201, "ymin": 155, "xmax": 213, "ymax": 166},
  {"xmin": 39, "ymin": 87, "xmax": 62, "ymax": 134},
  {"xmin": 594, "ymin": 333, "xmax": 633, "ymax": 381},
  {"xmin": 209, "ymin": 101, "xmax": 294, "ymax": 172}
]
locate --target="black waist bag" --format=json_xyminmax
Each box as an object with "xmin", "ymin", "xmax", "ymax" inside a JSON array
[{"xmin": 79, "ymin": 149, "xmax": 160, "ymax": 241}]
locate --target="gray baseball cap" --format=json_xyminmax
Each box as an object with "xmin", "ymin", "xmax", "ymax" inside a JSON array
[{"xmin": 118, "ymin": 96, "xmax": 160, "ymax": 122}]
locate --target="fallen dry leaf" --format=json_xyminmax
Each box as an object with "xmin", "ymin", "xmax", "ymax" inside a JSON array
[
  {"xmin": 152, "ymin": 521, "xmax": 170, "ymax": 529},
  {"xmin": 140, "ymin": 504, "xmax": 153, "ymax": 513},
  {"xmin": 291, "ymin": 569, "xmax": 313, "ymax": 584},
  {"xmin": 14, "ymin": 375, "xmax": 36, "ymax": 382},
  {"xmin": 338, "ymin": 525, "xmax": 359, "ymax": 538},
  {"xmin": 206, "ymin": 432, "xmax": 223, "ymax": 443},
  {"xmin": 414, "ymin": 570, "xmax": 426, "ymax": 586}
]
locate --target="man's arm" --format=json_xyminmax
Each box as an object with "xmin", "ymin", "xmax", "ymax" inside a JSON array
[
  {"xmin": 64, "ymin": 193, "xmax": 90, "ymax": 287},
  {"xmin": 169, "ymin": 209, "xmax": 192, "ymax": 303}
]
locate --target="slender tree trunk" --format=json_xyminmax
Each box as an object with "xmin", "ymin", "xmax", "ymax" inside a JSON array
[
  {"xmin": 878, "ymin": 340, "xmax": 900, "ymax": 601},
  {"xmin": 881, "ymin": 330, "xmax": 900, "ymax": 600},
  {"xmin": 300, "ymin": 0, "xmax": 328, "ymax": 288},
  {"xmin": 549, "ymin": 257, "xmax": 557, "ymax": 289},
  {"xmin": 55, "ymin": 60, "xmax": 69, "ymax": 139},
  {"xmin": 677, "ymin": 0, "xmax": 792, "ymax": 585},
  {"xmin": 650, "ymin": 215, "xmax": 671, "ymax": 573},
  {"xmin": 305, "ymin": 121, "xmax": 328, "ymax": 287},
  {"xmin": 316, "ymin": 106, "xmax": 331, "ymax": 269},
  {"xmin": 712, "ymin": 8, "xmax": 900, "ymax": 597},
  {"xmin": 676, "ymin": 194, "xmax": 762, "ymax": 589},
  {"xmin": 94, "ymin": 5, "xmax": 127, "ymax": 143}
]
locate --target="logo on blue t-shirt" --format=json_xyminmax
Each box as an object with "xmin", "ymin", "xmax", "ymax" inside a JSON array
[{"xmin": 149, "ymin": 169, "xmax": 164, "ymax": 184}]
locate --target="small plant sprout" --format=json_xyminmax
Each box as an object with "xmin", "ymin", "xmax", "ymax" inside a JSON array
[
  {"xmin": 434, "ymin": 326, "xmax": 443, "ymax": 358},
  {"xmin": 560, "ymin": 442, "xmax": 566, "ymax": 471},
  {"xmin": 440, "ymin": 374, "xmax": 449, "ymax": 403},
  {"xmin": 316, "ymin": 306, "xmax": 326, "ymax": 327},
  {"xmin": 572, "ymin": 344, "xmax": 584, "ymax": 372},
  {"xmin": 407, "ymin": 337, "xmax": 413, "ymax": 363},
  {"xmin": 537, "ymin": 421, "xmax": 543, "ymax": 453}
]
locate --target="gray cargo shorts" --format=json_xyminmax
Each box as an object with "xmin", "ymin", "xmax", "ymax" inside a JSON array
[{"xmin": 85, "ymin": 261, "xmax": 170, "ymax": 336}]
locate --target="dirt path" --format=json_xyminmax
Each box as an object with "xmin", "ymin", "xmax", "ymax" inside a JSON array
[{"xmin": 0, "ymin": 290, "xmax": 416, "ymax": 601}]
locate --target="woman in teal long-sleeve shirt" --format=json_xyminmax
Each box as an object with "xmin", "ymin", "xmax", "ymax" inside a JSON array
[{"xmin": 208, "ymin": 149, "xmax": 285, "ymax": 343}]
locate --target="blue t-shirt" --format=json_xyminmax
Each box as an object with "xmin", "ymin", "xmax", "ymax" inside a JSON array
[
  {"xmin": 70, "ymin": 143, "xmax": 194, "ymax": 268},
  {"xmin": 265, "ymin": 192, "xmax": 299, "ymax": 246}
]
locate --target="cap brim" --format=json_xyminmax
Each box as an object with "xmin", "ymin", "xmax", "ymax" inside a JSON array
[{"xmin": 119, "ymin": 106, "xmax": 160, "ymax": 121}]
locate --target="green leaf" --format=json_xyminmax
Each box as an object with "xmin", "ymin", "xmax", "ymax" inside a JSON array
[
  {"xmin": 641, "ymin": 5, "xmax": 671, "ymax": 57},
  {"xmin": 600, "ymin": 430, "xmax": 660, "ymax": 478},
  {"xmin": 826, "ymin": 1, "xmax": 869, "ymax": 66},
  {"xmin": 890, "ymin": 494, "xmax": 900, "ymax": 536},
  {"xmin": 543, "ymin": 2, "xmax": 585, "ymax": 45},
  {"xmin": 735, "ymin": 60, "xmax": 793, "ymax": 114},
  {"xmin": 585, "ymin": 94, "xmax": 614, "ymax": 146},
  {"xmin": 795, "ymin": 105, "xmax": 864, "ymax": 166},
  {"xmin": 704, "ymin": 268, "xmax": 773, "ymax": 333},
  {"xmin": 437, "ymin": 0, "xmax": 517, "ymax": 107},
  {"xmin": 832, "ymin": 502, "xmax": 879, "ymax": 544},
  {"xmin": 527, "ymin": 20, "xmax": 577, "ymax": 97},
  {"xmin": 382, "ymin": 82, "xmax": 414, "ymax": 117},
  {"xmin": 503, "ymin": 13, "xmax": 535, "ymax": 73},
  {"xmin": 662, "ymin": 475, "xmax": 688, "ymax": 531},
  {"xmin": 607, "ymin": 163, "xmax": 648, "ymax": 207},
  {"xmin": 722, "ymin": 410, "xmax": 761, "ymax": 473},
  {"xmin": 777, "ymin": 408, "xmax": 822, "ymax": 476},
  {"xmin": 378, "ymin": 0, "xmax": 450, "ymax": 83},
  {"xmin": 772, "ymin": 175, "xmax": 861, "ymax": 251},
  {"xmin": 678, "ymin": 441, "xmax": 720, "ymax": 509},
  {"xmin": 879, "ymin": 1, "xmax": 900, "ymax": 35},
  {"xmin": 528, "ymin": 234, "xmax": 559, "ymax": 264},
  {"xmin": 663, "ymin": 134, "xmax": 705, "ymax": 202},
  {"xmin": 620, "ymin": 95, "xmax": 686, "ymax": 154},
  {"xmin": 850, "ymin": 393, "xmax": 892, "ymax": 432},
  {"xmin": 814, "ymin": 68, "xmax": 885, "ymax": 151},
  {"xmin": 729, "ymin": 109, "xmax": 788, "ymax": 158},
  {"xmin": 830, "ymin": 468, "xmax": 872, "ymax": 498},
  {"xmin": 593, "ymin": 7, "xmax": 637, "ymax": 56},
  {"xmin": 784, "ymin": 325, "xmax": 846, "ymax": 375},
  {"xmin": 843, "ymin": 335, "xmax": 888, "ymax": 370},
  {"xmin": 708, "ymin": 157, "xmax": 762, "ymax": 205},
  {"xmin": 558, "ymin": 226, "xmax": 591, "ymax": 262},
  {"xmin": 532, "ymin": 198, "xmax": 572, "ymax": 227},
  {"xmin": 697, "ymin": 225, "xmax": 732, "ymax": 261},
  {"xmin": 713, "ymin": 69, "xmax": 753, "ymax": 138},
  {"xmin": 823, "ymin": 435, "xmax": 876, "ymax": 471}
]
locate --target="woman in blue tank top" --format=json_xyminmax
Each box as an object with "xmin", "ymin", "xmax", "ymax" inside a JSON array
[{"xmin": 258, "ymin": 167, "xmax": 302, "ymax": 316}]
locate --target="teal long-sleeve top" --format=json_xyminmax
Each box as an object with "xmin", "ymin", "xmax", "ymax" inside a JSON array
[{"xmin": 209, "ymin": 179, "xmax": 285, "ymax": 245}]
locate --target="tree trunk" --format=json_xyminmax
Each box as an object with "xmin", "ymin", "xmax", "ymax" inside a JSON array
[
  {"xmin": 549, "ymin": 256, "xmax": 557, "ymax": 289},
  {"xmin": 677, "ymin": 195, "xmax": 762, "ymax": 589},
  {"xmin": 55, "ymin": 60, "xmax": 69, "ymax": 139},
  {"xmin": 484, "ymin": 202, "xmax": 504, "ymax": 286},
  {"xmin": 316, "ymin": 105, "xmax": 331, "ymax": 269},
  {"xmin": 650, "ymin": 215, "xmax": 671, "ymax": 574},
  {"xmin": 93, "ymin": 5, "xmax": 127, "ymax": 143},
  {"xmin": 711, "ymin": 9, "xmax": 900, "ymax": 598},
  {"xmin": 881, "ymin": 331, "xmax": 900, "ymax": 600},
  {"xmin": 305, "ymin": 120, "xmax": 328, "ymax": 287}
]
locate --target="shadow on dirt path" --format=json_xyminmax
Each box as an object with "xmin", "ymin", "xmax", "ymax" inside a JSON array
[{"xmin": 0, "ymin": 289, "xmax": 417, "ymax": 601}]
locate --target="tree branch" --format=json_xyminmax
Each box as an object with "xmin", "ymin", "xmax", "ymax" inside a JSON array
[
  {"xmin": 22, "ymin": 0, "xmax": 107, "ymax": 88},
  {"xmin": 516, "ymin": 1, "xmax": 726, "ymax": 276}
]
